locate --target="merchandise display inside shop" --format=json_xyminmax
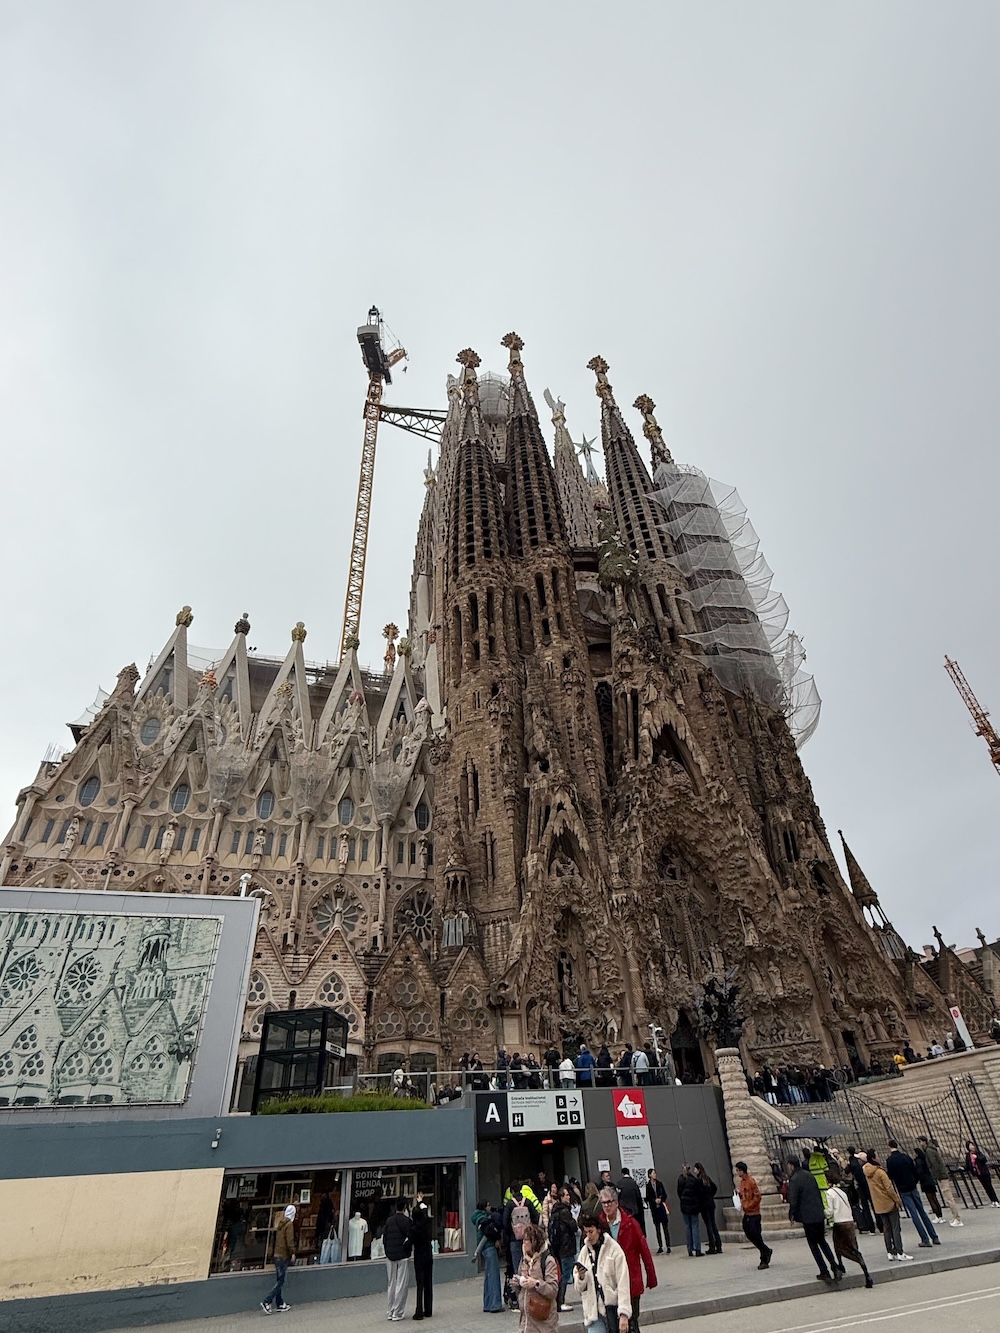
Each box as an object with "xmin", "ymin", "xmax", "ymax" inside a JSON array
[{"xmin": 210, "ymin": 1161, "xmax": 464, "ymax": 1275}]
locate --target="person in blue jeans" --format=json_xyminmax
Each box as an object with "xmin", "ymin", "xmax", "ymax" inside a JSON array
[
  {"xmin": 885, "ymin": 1140, "xmax": 940, "ymax": 1248},
  {"xmin": 676, "ymin": 1165, "xmax": 704, "ymax": 1256},
  {"xmin": 472, "ymin": 1201, "xmax": 504, "ymax": 1313},
  {"xmin": 260, "ymin": 1204, "xmax": 296, "ymax": 1314}
]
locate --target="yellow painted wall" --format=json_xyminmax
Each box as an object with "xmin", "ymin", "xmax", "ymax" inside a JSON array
[{"xmin": 0, "ymin": 1168, "xmax": 223, "ymax": 1300}]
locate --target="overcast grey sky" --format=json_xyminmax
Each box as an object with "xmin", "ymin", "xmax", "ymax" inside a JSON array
[{"xmin": 2, "ymin": 2, "xmax": 998, "ymax": 949}]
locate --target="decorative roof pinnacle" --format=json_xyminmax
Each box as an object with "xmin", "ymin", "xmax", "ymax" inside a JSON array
[
  {"xmin": 587, "ymin": 356, "xmax": 614, "ymax": 400},
  {"xmin": 291, "ymin": 621, "xmax": 307, "ymax": 643},
  {"xmin": 456, "ymin": 348, "xmax": 481, "ymax": 370},
  {"xmin": 501, "ymin": 331, "xmax": 525, "ymax": 378},
  {"xmin": 234, "ymin": 612, "xmax": 251, "ymax": 636},
  {"xmin": 175, "ymin": 605, "xmax": 193, "ymax": 628},
  {"xmin": 633, "ymin": 394, "xmax": 673, "ymax": 467}
]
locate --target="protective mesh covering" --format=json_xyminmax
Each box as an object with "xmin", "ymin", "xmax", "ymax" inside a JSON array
[{"xmin": 650, "ymin": 463, "xmax": 821, "ymax": 747}]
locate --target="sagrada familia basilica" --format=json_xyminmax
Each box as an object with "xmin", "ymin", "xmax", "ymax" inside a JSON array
[{"xmin": 3, "ymin": 332, "xmax": 998, "ymax": 1085}]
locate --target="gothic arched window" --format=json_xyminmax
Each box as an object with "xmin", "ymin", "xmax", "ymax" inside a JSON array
[
  {"xmin": 171, "ymin": 783, "xmax": 191, "ymax": 814},
  {"xmin": 80, "ymin": 776, "xmax": 101, "ymax": 807},
  {"xmin": 257, "ymin": 791, "xmax": 275, "ymax": 820}
]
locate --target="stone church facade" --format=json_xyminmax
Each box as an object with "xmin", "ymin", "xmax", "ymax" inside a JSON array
[{"xmin": 2, "ymin": 333, "xmax": 995, "ymax": 1083}]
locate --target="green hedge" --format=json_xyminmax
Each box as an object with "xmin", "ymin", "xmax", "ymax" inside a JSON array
[{"xmin": 259, "ymin": 1093, "xmax": 427, "ymax": 1115}]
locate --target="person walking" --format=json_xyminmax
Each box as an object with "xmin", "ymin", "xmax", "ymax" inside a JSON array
[
  {"xmin": 825, "ymin": 1165, "xmax": 873, "ymax": 1288},
  {"xmin": 786, "ymin": 1157, "xmax": 840, "ymax": 1283},
  {"xmin": 676, "ymin": 1165, "xmax": 704, "ymax": 1256},
  {"xmin": 734, "ymin": 1162, "xmax": 772, "ymax": 1270},
  {"xmin": 259, "ymin": 1204, "xmax": 296, "ymax": 1314},
  {"xmin": 644, "ymin": 1169, "xmax": 671, "ymax": 1254},
  {"xmin": 918, "ymin": 1137, "xmax": 963, "ymax": 1226},
  {"xmin": 965, "ymin": 1140, "xmax": 1000, "ymax": 1206},
  {"xmin": 574, "ymin": 1213, "xmax": 631, "ymax": 1333},
  {"xmin": 548, "ymin": 1186, "xmax": 579, "ymax": 1313},
  {"xmin": 513, "ymin": 1223, "xmax": 559, "ymax": 1333},
  {"xmin": 862, "ymin": 1151, "xmax": 911, "ymax": 1262},
  {"xmin": 383, "ymin": 1198, "xmax": 413, "ymax": 1322},
  {"xmin": 885, "ymin": 1139, "xmax": 940, "ymax": 1248},
  {"xmin": 505, "ymin": 1187, "xmax": 538, "ymax": 1280},
  {"xmin": 411, "ymin": 1193, "xmax": 434, "ymax": 1320},
  {"xmin": 473, "ymin": 1199, "xmax": 505, "ymax": 1313},
  {"xmin": 846, "ymin": 1147, "xmax": 876, "ymax": 1233},
  {"xmin": 599, "ymin": 1185, "xmax": 657, "ymax": 1330},
  {"xmin": 616, "ymin": 1168, "xmax": 647, "ymax": 1238},
  {"xmin": 694, "ymin": 1163, "xmax": 721, "ymax": 1255}
]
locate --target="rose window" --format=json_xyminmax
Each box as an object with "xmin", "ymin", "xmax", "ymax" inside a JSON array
[
  {"xmin": 82, "ymin": 1027, "xmax": 108, "ymax": 1054},
  {"xmin": 0, "ymin": 1052, "xmax": 14, "ymax": 1078},
  {"xmin": 410, "ymin": 1008, "xmax": 435, "ymax": 1037},
  {"xmin": 13, "ymin": 1025, "xmax": 38, "ymax": 1053},
  {"xmin": 375, "ymin": 1008, "xmax": 404, "ymax": 1039},
  {"xmin": 62, "ymin": 957, "xmax": 100, "ymax": 1002},
  {"xmin": 90, "ymin": 1051, "xmax": 115, "ymax": 1080},
  {"xmin": 247, "ymin": 972, "xmax": 268, "ymax": 1005},
  {"xmin": 61, "ymin": 1052, "xmax": 87, "ymax": 1079},
  {"xmin": 6, "ymin": 956, "xmax": 40, "ymax": 993},
  {"xmin": 311, "ymin": 894, "xmax": 362, "ymax": 935},
  {"xmin": 399, "ymin": 890, "xmax": 435, "ymax": 943},
  {"xmin": 21, "ymin": 1052, "xmax": 45, "ymax": 1079},
  {"xmin": 318, "ymin": 974, "xmax": 348, "ymax": 1007},
  {"xmin": 393, "ymin": 977, "xmax": 419, "ymax": 1008}
]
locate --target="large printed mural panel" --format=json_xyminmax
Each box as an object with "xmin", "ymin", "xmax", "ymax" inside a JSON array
[{"xmin": 0, "ymin": 910, "xmax": 221, "ymax": 1108}]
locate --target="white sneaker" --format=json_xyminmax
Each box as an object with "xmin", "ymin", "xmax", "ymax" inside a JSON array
[
  {"xmin": 950, "ymin": 1218, "xmax": 964, "ymax": 1226},
  {"xmin": 992, "ymin": 1201, "xmax": 1000, "ymax": 1209},
  {"xmin": 559, "ymin": 1305, "xmax": 572, "ymax": 1312},
  {"xmin": 898, "ymin": 1253, "xmax": 913, "ymax": 1261},
  {"xmin": 886, "ymin": 1254, "xmax": 898, "ymax": 1261}
]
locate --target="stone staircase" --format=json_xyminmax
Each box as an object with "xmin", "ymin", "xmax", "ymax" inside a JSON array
[{"xmin": 718, "ymin": 1198, "xmax": 799, "ymax": 1244}]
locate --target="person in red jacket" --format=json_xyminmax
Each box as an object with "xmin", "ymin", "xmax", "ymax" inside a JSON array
[{"xmin": 599, "ymin": 1186, "xmax": 658, "ymax": 1331}]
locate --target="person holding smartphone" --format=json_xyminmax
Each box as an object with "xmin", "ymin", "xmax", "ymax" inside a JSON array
[{"xmin": 573, "ymin": 1214, "xmax": 631, "ymax": 1333}]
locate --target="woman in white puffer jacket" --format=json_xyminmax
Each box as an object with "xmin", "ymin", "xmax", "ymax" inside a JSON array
[{"xmin": 572, "ymin": 1214, "xmax": 632, "ymax": 1333}]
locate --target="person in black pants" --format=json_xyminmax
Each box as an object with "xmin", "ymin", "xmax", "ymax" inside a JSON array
[
  {"xmin": 787, "ymin": 1158, "xmax": 841, "ymax": 1284},
  {"xmin": 645, "ymin": 1169, "xmax": 671, "ymax": 1254},
  {"xmin": 694, "ymin": 1163, "xmax": 722, "ymax": 1254},
  {"xmin": 411, "ymin": 1194, "xmax": 434, "ymax": 1320}
]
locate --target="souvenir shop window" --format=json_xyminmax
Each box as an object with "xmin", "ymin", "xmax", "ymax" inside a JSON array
[
  {"xmin": 346, "ymin": 1161, "xmax": 464, "ymax": 1261},
  {"xmin": 210, "ymin": 1168, "xmax": 343, "ymax": 1275}
]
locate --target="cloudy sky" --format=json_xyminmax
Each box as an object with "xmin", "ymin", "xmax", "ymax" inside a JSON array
[{"xmin": 2, "ymin": 2, "xmax": 998, "ymax": 949}]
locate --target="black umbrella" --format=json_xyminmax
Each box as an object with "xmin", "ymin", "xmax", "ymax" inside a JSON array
[{"xmin": 778, "ymin": 1114, "xmax": 851, "ymax": 1141}]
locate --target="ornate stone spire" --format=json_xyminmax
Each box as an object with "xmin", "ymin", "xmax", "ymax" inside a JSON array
[
  {"xmin": 546, "ymin": 388, "xmax": 599, "ymax": 548},
  {"xmin": 291, "ymin": 621, "xmax": 307, "ymax": 643},
  {"xmin": 175, "ymin": 605, "xmax": 193, "ymax": 628},
  {"xmin": 234, "ymin": 612, "xmax": 250, "ymax": 636},
  {"xmin": 502, "ymin": 332, "xmax": 567, "ymax": 557},
  {"xmin": 837, "ymin": 830, "xmax": 879, "ymax": 909},
  {"xmin": 587, "ymin": 356, "xmax": 673, "ymax": 568},
  {"xmin": 447, "ymin": 346, "xmax": 507, "ymax": 579},
  {"xmin": 634, "ymin": 394, "xmax": 673, "ymax": 469}
]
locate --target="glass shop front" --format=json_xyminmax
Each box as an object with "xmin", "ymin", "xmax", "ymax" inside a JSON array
[{"xmin": 210, "ymin": 1160, "xmax": 465, "ymax": 1275}]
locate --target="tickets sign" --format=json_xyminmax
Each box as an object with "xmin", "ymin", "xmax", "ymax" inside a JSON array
[{"xmin": 613, "ymin": 1088, "xmax": 655, "ymax": 1179}]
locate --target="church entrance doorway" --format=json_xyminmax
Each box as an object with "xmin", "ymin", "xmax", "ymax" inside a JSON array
[{"xmin": 670, "ymin": 1010, "xmax": 706, "ymax": 1083}]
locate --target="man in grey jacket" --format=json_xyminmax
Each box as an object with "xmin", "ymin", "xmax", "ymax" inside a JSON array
[{"xmin": 917, "ymin": 1137, "xmax": 964, "ymax": 1226}]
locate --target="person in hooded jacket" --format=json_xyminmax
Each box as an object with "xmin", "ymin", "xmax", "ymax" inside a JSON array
[
  {"xmin": 574, "ymin": 1213, "xmax": 632, "ymax": 1333},
  {"xmin": 260, "ymin": 1204, "xmax": 296, "ymax": 1314},
  {"xmin": 473, "ymin": 1199, "xmax": 505, "ymax": 1313},
  {"xmin": 676, "ymin": 1165, "xmax": 704, "ymax": 1256}
]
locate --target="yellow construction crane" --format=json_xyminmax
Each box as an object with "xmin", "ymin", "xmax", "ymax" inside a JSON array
[
  {"xmin": 944, "ymin": 656, "xmax": 1000, "ymax": 776},
  {"xmin": 340, "ymin": 308, "xmax": 407, "ymax": 660}
]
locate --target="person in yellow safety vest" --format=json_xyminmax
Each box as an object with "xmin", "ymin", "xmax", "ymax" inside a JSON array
[
  {"xmin": 808, "ymin": 1145, "xmax": 831, "ymax": 1206},
  {"xmin": 503, "ymin": 1180, "xmax": 542, "ymax": 1213}
]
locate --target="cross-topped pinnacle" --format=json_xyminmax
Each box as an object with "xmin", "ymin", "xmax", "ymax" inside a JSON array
[
  {"xmin": 456, "ymin": 348, "xmax": 481, "ymax": 369},
  {"xmin": 587, "ymin": 356, "xmax": 613, "ymax": 399},
  {"xmin": 501, "ymin": 331, "xmax": 525, "ymax": 377}
]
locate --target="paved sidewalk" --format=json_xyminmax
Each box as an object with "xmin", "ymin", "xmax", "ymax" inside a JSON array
[{"xmin": 103, "ymin": 1208, "xmax": 1000, "ymax": 1332}]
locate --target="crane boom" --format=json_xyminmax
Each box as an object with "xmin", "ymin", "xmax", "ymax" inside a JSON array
[
  {"xmin": 944, "ymin": 655, "xmax": 1000, "ymax": 776},
  {"xmin": 340, "ymin": 309, "xmax": 407, "ymax": 661}
]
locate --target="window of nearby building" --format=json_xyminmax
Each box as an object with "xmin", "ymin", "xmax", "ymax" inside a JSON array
[
  {"xmin": 171, "ymin": 783, "xmax": 191, "ymax": 814},
  {"xmin": 140, "ymin": 717, "xmax": 161, "ymax": 746},
  {"xmin": 208, "ymin": 1161, "xmax": 464, "ymax": 1277},
  {"xmin": 257, "ymin": 791, "xmax": 275, "ymax": 820},
  {"xmin": 338, "ymin": 797, "xmax": 354, "ymax": 825},
  {"xmin": 415, "ymin": 802, "xmax": 430, "ymax": 831},
  {"xmin": 80, "ymin": 776, "xmax": 100, "ymax": 807}
]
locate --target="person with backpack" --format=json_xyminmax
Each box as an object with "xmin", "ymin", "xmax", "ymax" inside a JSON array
[
  {"xmin": 512, "ymin": 1223, "xmax": 560, "ymax": 1332},
  {"xmin": 473, "ymin": 1199, "xmax": 505, "ymax": 1313},
  {"xmin": 548, "ymin": 1185, "xmax": 580, "ymax": 1312},
  {"xmin": 505, "ymin": 1186, "xmax": 538, "ymax": 1281}
]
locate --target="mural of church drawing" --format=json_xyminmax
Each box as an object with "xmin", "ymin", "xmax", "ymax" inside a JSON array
[
  {"xmin": 0, "ymin": 909, "xmax": 220, "ymax": 1107},
  {"xmin": 3, "ymin": 330, "xmax": 998, "ymax": 1082}
]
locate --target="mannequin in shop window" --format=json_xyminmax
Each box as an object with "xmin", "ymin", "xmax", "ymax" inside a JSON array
[{"xmin": 348, "ymin": 1210, "xmax": 368, "ymax": 1260}]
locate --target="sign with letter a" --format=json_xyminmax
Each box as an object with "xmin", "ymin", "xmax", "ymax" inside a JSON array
[
  {"xmin": 612, "ymin": 1088, "xmax": 654, "ymax": 1179},
  {"xmin": 476, "ymin": 1090, "xmax": 509, "ymax": 1139}
]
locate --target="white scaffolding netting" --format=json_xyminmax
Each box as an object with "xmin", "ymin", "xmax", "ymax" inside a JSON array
[{"xmin": 650, "ymin": 463, "xmax": 821, "ymax": 747}]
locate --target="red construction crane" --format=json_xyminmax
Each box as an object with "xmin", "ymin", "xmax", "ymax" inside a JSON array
[{"xmin": 944, "ymin": 656, "xmax": 1000, "ymax": 776}]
